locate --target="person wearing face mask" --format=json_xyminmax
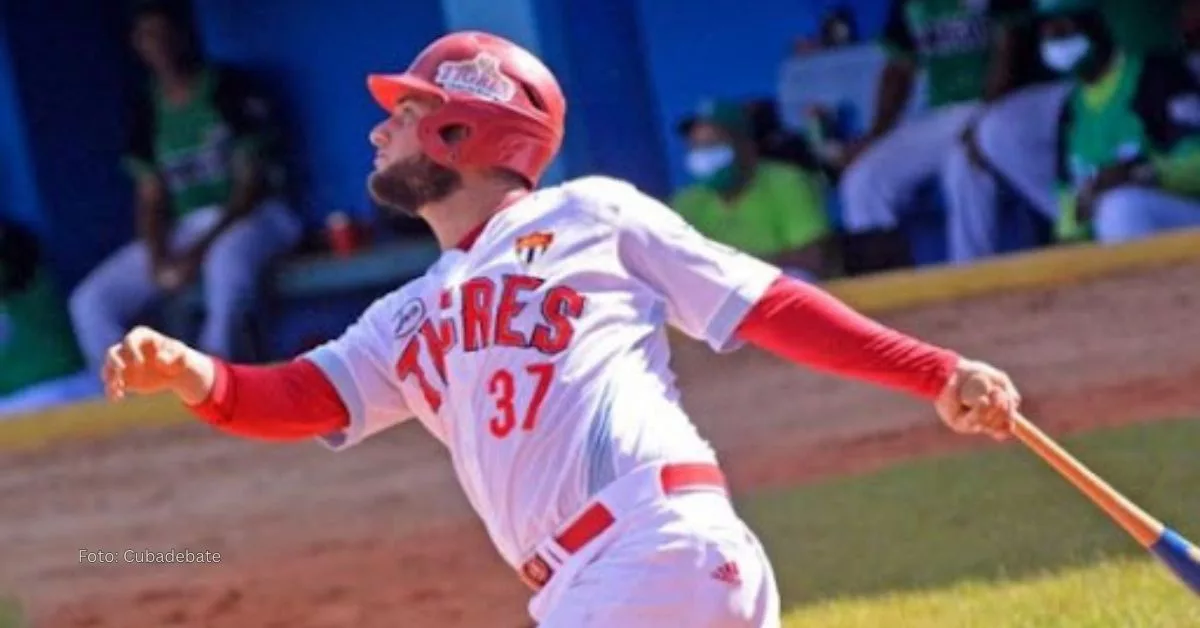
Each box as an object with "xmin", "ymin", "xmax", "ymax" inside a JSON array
[
  {"xmin": 836, "ymin": 0, "xmax": 1034, "ymax": 275},
  {"xmin": 948, "ymin": 0, "xmax": 1189, "ymax": 261},
  {"xmin": 670, "ymin": 100, "xmax": 833, "ymax": 280},
  {"xmin": 1035, "ymin": 0, "xmax": 1200, "ymax": 243}
]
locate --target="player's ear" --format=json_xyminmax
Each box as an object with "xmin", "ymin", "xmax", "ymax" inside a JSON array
[{"xmin": 438, "ymin": 124, "xmax": 469, "ymax": 145}]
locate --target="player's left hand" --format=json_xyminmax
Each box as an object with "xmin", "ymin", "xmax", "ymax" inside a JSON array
[{"xmin": 934, "ymin": 358, "xmax": 1020, "ymax": 441}]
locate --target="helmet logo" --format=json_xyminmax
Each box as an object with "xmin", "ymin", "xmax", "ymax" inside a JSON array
[{"xmin": 434, "ymin": 53, "xmax": 517, "ymax": 103}]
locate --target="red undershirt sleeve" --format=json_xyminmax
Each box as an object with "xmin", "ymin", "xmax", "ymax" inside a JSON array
[
  {"xmin": 734, "ymin": 276, "xmax": 959, "ymax": 400},
  {"xmin": 184, "ymin": 358, "xmax": 350, "ymax": 441}
]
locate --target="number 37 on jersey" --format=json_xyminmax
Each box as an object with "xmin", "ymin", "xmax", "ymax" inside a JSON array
[{"xmin": 393, "ymin": 272, "xmax": 587, "ymax": 439}]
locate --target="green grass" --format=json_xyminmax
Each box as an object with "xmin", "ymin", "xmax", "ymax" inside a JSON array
[
  {"xmin": 736, "ymin": 417, "xmax": 1200, "ymax": 627},
  {"xmin": 783, "ymin": 558, "xmax": 1200, "ymax": 627},
  {"xmin": 0, "ymin": 598, "xmax": 24, "ymax": 628}
]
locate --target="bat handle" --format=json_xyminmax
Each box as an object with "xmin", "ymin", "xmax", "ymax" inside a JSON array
[{"xmin": 1007, "ymin": 412, "xmax": 1164, "ymax": 547}]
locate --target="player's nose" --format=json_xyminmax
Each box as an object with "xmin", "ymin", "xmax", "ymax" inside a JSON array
[{"xmin": 368, "ymin": 122, "xmax": 388, "ymax": 148}]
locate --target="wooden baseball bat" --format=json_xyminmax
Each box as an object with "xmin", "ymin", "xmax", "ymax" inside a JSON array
[{"xmin": 1006, "ymin": 410, "xmax": 1200, "ymax": 595}]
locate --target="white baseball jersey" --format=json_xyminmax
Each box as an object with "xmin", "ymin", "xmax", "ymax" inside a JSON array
[{"xmin": 303, "ymin": 175, "xmax": 781, "ymax": 569}]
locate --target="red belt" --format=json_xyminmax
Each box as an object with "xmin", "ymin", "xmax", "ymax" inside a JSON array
[{"xmin": 518, "ymin": 462, "xmax": 727, "ymax": 591}]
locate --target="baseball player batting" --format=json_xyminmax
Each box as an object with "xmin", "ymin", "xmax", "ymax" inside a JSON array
[{"xmin": 102, "ymin": 31, "xmax": 1022, "ymax": 627}]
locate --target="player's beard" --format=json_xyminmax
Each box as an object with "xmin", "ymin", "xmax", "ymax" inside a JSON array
[{"xmin": 368, "ymin": 153, "xmax": 462, "ymax": 217}]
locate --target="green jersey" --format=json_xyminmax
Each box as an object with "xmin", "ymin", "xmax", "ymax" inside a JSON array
[
  {"xmin": 1055, "ymin": 53, "xmax": 1200, "ymax": 238},
  {"xmin": 883, "ymin": 0, "xmax": 1032, "ymax": 107},
  {"xmin": 123, "ymin": 65, "xmax": 278, "ymax": 218}
]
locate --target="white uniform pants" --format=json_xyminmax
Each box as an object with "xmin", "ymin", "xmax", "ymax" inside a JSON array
[
  {"xmin": 838, "ymin": 101, "xmax": 984, "ymax": 233},
  {"xmin": 534, "ymin": 491, "xmax": 781, "ymax": 627},
  {"xmin": 1090, "ymin": 187, "xmax": 1200, "ymax": 243}
]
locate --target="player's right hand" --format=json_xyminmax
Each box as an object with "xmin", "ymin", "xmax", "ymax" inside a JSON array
[
  {"xmin": 934, "ymin": 358, "xmax": 1021, "ymax": 441},
  {"xmin": 102, "ymin": 326, "xmax": 190, "ymax": 401}
]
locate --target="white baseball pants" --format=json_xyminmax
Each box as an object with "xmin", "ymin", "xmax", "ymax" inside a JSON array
[{"xmin": 533, "ymin": 491, "xmax": 781, "ymax": 627}]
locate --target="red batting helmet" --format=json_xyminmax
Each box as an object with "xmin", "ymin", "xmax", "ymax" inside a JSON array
[{"xmin": 367, "ymin": 31, "xmax": 566, "ymax": 186}]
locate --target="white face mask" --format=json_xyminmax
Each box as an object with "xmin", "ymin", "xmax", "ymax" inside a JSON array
[
  {"xmin": 685, "ymin": 144, "xmax": 735, "ymax": 179},
  {"xmin": 1041, "ymin": 35, "xmax": 1091, "ymax": 73}
]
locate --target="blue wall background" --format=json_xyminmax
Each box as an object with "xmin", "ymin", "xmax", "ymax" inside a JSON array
[
  {"xmin": 551, "ymin": 0, "xmax": 672, "ymax": 199},
  {"xmin": 2, "ymin": 0, "xmax": 134, "ymax": 289},
  {"xmin": 1, "ymin": 0, "xmax": 896, "ymax": 291},
  {"xmin": 192, "ymin": 0, "xmax": 448, "ymax": 225},
  {"xmin": 0, "ymin": 1, "xmax": 38, "ymax": 234},
  {"xmin": 0, "ymin": 0, "xmax": 43, "ymax": 234}
]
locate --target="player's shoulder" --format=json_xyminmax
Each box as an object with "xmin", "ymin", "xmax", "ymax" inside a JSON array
[
  {"xmin": 549, "ymin": 175, "xmax": 675, "ymax": 225},
  {"xmin": 557, "ymin": 174, "xmax": 640, "ymax": 194}
]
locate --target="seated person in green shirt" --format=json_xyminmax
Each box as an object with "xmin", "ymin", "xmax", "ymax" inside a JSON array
[
  {"xmin": 69, "ymin": 1, "xmax": 303, "ymax": 371},
  {"xmin": 952, "ymin": 0, "xmax": 1189, "ymax": 263},
  {"xmin": 1036, "ymin": 0, "xmax": 1200, "ymax": 243},
  {"xmin": 0, "ymin": 216, "xmax": 91, "ymax": 415},
  {"xmin": 670, "ymin": 100, "xmax": 832, "ymax": 280}
]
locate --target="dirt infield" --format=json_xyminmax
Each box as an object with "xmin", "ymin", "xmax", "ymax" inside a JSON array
[{"xmin": 5, "ymin": 261, "xmax": 1200, "ymax": 628}]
